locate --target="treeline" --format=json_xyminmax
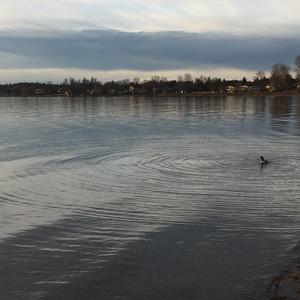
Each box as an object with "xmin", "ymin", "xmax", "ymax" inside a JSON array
[{"xmin": 1, "ymin": 56, "xmax": 300, "ymax": 97}]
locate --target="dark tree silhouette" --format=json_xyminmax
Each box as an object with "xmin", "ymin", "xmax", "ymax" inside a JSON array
[
  {"xmin": 271, "ymin": 63, "xmax": 292, "ymax": 91},
  {"xmin": 295, "ymin": 55, "xmax": 300, "ymax": 83}
]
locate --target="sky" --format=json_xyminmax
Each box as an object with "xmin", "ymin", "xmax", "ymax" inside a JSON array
[{"xmin": 1, "ymin": 0, "xmax": 300, "ymax": 82}]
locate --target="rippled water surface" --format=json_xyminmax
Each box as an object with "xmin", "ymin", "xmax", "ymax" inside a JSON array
[{"xmin": 1, "ymin": 96, "xmax": 300, "ymax": 299}]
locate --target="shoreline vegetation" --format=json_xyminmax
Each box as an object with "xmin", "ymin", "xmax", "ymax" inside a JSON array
[
  {"xmin": 1, "ymin": 81, "xmax": 300, "ymax": 98},
  {"xmin": 1, "ymin": 56, "xmax": 300, "ymax": 98}
]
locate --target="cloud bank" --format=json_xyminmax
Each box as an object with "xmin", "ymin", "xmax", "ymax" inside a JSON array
[{"xmin": 0, "ymin": 30, "xmax": 299, "ymax": 74}]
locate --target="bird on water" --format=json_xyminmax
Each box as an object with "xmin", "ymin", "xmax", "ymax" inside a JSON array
[{"xmin": 260, "ymin": 156, "xmax": 269, "ymax": 165}]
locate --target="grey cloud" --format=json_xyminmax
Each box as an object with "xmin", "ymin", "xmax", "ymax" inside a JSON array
[{"xmin": 0, "ymin": 30, "xmax": 299, "ymax": 71}]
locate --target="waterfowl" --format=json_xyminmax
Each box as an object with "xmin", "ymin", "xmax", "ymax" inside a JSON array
[{"xmin": 260, "ymin": 156, "xmax": 269, "ymax": 165}]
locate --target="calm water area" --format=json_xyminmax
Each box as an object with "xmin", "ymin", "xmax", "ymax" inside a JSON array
[{"xmin": 1, "ymin": 96, "xmax": 300, "ymax": 299}]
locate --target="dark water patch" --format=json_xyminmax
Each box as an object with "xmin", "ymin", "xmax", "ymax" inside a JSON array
[
  {"xmin": 39, "ymin": 223, "xmax": 292, "ymax": 300},
  {"xmin": 0, "ymin": 214, "xmax": 145, "ymax": 300},
  {"xmin": 0, "ymin": 215, "xmax": 295, "ymax": 300}
]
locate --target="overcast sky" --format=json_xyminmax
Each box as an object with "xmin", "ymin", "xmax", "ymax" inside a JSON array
[{"xmin": 1, "ymin": 0, "xmax": 300, "ymax": 82}]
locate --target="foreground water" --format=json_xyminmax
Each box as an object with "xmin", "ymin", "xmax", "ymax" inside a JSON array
[{"xmin": 1, "ymin": 96, "xmax": 300, "ymax": 299}]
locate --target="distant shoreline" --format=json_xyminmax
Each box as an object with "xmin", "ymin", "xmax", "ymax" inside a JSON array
[
  {"xmin": 1, "ymin": 91, "xmax": 300, "ymax": 98},
  {"xmin": 1, "ymin": 71, "xmax": 300, "ymax": 97}
]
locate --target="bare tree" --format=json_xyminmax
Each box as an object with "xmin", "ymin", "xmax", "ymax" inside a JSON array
[
  {"xmin": 253, "ymin": 71, "xmax": 268, "ymax": 91},
  {"xmin": 254, "ymin": 71, "xmax": 266, "ymax": 81},
  {"xmin": 133, "ymin": 77, "xmax": 140, "ymax": 84},
  {"xmin": 271, "ymin": 63, "xmax": 291, "ymax": 91},
  {"xmin": 151, "ymin": 75, "xmax": 160, "ymax": 82},
  {"xmin": 160, "ymin": 77, "xmax": 168, "ymax": 82},
  {"xmin": 63, "ymin": 78, "xmax": 69, "ymax": 85},
  {"xmin": 295, "ymin": 55, "xmax": 300, "ymax": 81},
  {"xmin": 184, "ymin": 73, "xmax": 193, "ymax": 82}
]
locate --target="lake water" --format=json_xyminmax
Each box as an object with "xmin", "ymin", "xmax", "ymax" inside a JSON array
[{"xmin": 1, "ymin": 96, "xmax": 300, "ymax": 300}]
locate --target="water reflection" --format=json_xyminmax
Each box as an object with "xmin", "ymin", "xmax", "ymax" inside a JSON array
[{"xmin": 0, "ymin": 96, "xmax": 299, "ymax": 126}]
